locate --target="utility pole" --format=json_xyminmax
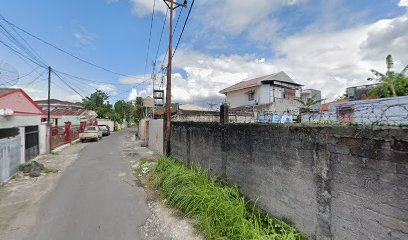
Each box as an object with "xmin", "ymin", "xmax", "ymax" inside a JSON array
[
  {"xmin": 47, "ymin": 66, "xmax": 51, "ymax": 153},
  {"xmin": 47, "ymin": 66, "xmax": 51, "ymax": 125},
  {"xmin": 162, "ymin": 0, "xmax": 187, "ymax": 156}
]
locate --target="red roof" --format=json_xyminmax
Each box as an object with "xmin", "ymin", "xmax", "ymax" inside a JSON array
[
  {"xmin": 320, "ymin": 99, "xmax": 348, "ymax": 111},
  {"xmin": 51, "ymin": 108, "xmax": 90, "ymax": 116},
  {"xmin": 0, "ymin": 88, "xmax": 45, "ymax": 116}
]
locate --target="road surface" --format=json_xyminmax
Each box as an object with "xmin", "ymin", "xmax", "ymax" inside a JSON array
[{"xmin": 25, "ymin": 130, "xmax": 150, "ymax": 240}]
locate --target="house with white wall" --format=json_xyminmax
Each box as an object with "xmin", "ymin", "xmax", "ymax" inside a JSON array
[
  {"xmin": 0, "ymin": 88, "xmax": 48, "ymax": 182},
  {"xmin": 219, "ymin": 71, "xmax": 321, "ymax": 114}
]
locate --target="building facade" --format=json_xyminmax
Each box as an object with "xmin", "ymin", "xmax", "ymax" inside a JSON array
[{"xmin": 220, "ymin": 71, "xmax": 321, "ymax": 115}]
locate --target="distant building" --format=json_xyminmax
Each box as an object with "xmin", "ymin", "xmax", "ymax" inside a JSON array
[
  {"xmin": 346, "ymin": 83, "xmax": 381, "ymax": 101},
  {"xmin": 35, "ymin": 99, "xmax": 96, "ymax": 126},
  {"xmin": 219, "ymin": 71, "xmax": 321, "ymax": 114}
]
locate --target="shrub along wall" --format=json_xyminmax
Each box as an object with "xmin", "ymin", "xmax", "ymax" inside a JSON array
[{"xmin": 171, "ymin": 122, "xmax": 408, "ymax": 240}]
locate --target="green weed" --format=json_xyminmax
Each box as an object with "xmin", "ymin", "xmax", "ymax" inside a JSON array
[
  {"xmin": 150, "ymin": 156, "xmax": 311, "ymax": 240},
  {"xmin": 42, "ymin": 167, "xmax": 59, "ymax": 174}
]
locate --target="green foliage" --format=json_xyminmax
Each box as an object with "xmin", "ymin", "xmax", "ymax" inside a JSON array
[
  {"xmin": 81, "ymin": 90, "xmax": 138, "ymax": 124},
  {"xmin": 295, "ymin": 98, "xmax": 325, "ymax": 109},
  {"xmin": 81, "ymin": 90, "xmax": 109, "ymax": 110},
  {"xmin": 42, "ymin": 167, "xmax": 59, "ymax": 174},
  {"xmin": 368, "ymin": 54, "xmax": 408, "ymax": 98},
  {"xmin": 151, "ymin": 157, "xmax": 310, "ymax": 240}
]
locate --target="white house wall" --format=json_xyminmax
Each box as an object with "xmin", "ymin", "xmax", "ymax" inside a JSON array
[
  {"xmin": 226, "ymin": 87, "xmax": 258, "ymax": 108},
  {"xmin": 0, "ymin": 115, "xmax": 41, "ymax": 129},
  {"xmin": 259, "ymin": 84, "xmax": 270, "ymax": 105}
]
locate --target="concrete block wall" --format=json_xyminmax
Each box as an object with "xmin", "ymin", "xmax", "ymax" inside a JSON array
[
  {"xmin": 171, "ymin": 122, "xmax": 408, "ymax": 240},
  {"xmin": 147, "ymin": 119, "xmax": 164, "ymax": 154}
]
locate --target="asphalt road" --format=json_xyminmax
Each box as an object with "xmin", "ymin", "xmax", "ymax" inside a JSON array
[{"xmin": 25, "ymin": 130, "xmax": 150, "ymax": 240}]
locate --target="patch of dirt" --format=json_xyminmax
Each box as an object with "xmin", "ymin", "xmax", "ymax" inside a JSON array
[
  {"xmin": 0, "ymin": 143, "xmax": 88, "ymax": 240},
  {"xmin": 122, "ymin": 131, "xmax": 203, "ymax": 240}
]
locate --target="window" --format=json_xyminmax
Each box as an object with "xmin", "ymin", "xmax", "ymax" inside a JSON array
[{"xmin": 248, "ymin": 91, "xmax": 255, "ymax": 101}]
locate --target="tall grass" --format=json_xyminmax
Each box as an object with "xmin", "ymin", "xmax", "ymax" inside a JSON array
[{"xmin": 151, "ymin": 156, "xmax": 311, "ymax": 240}]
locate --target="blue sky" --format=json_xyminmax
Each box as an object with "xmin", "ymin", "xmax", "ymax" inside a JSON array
[{"xmin": 0, "ymin": 0, "xmax": 407, "ymax": 105}]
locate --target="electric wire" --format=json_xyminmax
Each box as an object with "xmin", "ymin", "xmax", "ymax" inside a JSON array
[
  {"xmin": 0, "ymin": 23, "xmax": 46, "ymax": 67},
  {"xmin": 0, "ymin": 21, "xmax": 47, "ymax": 66},
  {"xmin": 0, "ymin": 39, "xmax": 46, "ymax": 68},
  {"xmin": 172, "ymin": 0, "xmax": 195, "ymax": 58},
  {"xmin": 23, "ymin": 68, "xmax": 47, "ymax": 87},
  {"xmin": 154, "ymin": 8, "xmax": 168, "ymax": 66},
  {"xmin": 0, "ymin": 16, "xmax": 129, "ymax": 77},
  {"xmin": 159, "ymin": 7, "xmax": 184, "ymax": 71},
  {"xmin": 53, "ymin": 70, "xmax": 85, "ymax": 99},
  {"xmin": 143, "ymin": 0, "xmax": 156, "ymax": 81}
]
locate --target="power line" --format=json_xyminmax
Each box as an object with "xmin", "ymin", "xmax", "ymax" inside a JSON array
[
  {"xmin": 143, "ymin": 0, "xmax": 156, "ymax": 80},
  {"xmin": 0, "ymin": 39, "xmax": 46, "ymax": 68},
  {"xmin": 160, "ymin": 7, "xmax": 184, "ymax": 70},
  {"xmin": 0, "ymin": 20, "xmax": 47, "ymax": 66},
  {"xmin": 154, "ymin": 8, "xmax": 169, "ymax": 65},
  {"xmin": 0, "ymin": 23, "xmax": 46, "ymax": 67},
  {"xmin": 18, "ymin": 66, "xmax": 39, "ymax": 79},
  {"xmin": 172, "ymin": 0, "xmax": 195, "ymax": 57},
  {"xmin": 53, "ymin": 70, "xmax": 85, "ymax": 99},
  {"xmin": 23, "ymin": 69, "xmax": 47, "ymax": 87},
  {"xmin": 0, "ymin": 16, "xmax": 130, "ymax": 77}
]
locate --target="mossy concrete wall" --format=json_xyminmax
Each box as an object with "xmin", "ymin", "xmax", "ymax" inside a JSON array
[{"xmin": 171, "ymin": 122, "xmax": 408, "ymax": 240}]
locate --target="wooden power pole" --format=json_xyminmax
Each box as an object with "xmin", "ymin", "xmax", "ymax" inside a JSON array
[{"xmin": 162, "ymin": 0, "xmax": 187, "ymax": 156}]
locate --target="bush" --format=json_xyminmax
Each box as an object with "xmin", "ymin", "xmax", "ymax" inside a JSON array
[{"xmin": 151, "ymin": 157, "xmax": 311, "ymax": 240}]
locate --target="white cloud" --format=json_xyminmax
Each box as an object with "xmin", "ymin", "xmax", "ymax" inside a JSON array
[
  {"xmin": 399, "ymin": 0, "xmax": 408, "ymax": 7},
  {"xmin": 141, "ymin": 11, "xmax": 408, "ymax": 103},
  {"xmin": 199, "ymin": 0, "xmax": 301, "ymax": 36},
  {"xmin": 90, "ymin": 84, "xmax": 118, "ymax": 95},
  {"xmin": 130, "ymin": 0, "xmax": 167, "ymax": 17},
  {"xmin": 74, "ymin": 25, "xmax": 97, "ymax": 47},
  {"xmin": 118, "ymin": 75, "xmax": 146, "ymax": 84},
  {"xmin": 128, "ymin": 88, "xmax": 138, "ymax": 101}
]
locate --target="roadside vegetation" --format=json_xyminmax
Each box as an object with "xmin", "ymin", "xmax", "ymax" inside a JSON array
[{"xmin": 147, "ymin": 156, "xmax": 311, "ymax": 240}]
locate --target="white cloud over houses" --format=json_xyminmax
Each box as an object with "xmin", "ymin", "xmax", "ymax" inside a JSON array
[
  {"xmin": 90, "ymin": 83, "xmax": 118, "ymax": 95},
  {"xmin": 154, "ymin": 10, "xmax": 408, "ymax": 103},
  {"xmin": 128, "ymin": 88, "xmax": 138, "ymax": 101}
]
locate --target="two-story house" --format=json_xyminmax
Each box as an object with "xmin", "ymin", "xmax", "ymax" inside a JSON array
[{"xmin": 219, "ymin": 71, "xmax": 321, "ymax": 114}]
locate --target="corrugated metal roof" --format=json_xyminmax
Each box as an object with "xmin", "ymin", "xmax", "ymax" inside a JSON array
[
  {"xmin": 50, "ymin": 108, "xmax": 95, "ymax": 116},
  {"xmin": 35, "ymin": 99, "xmax": 81, "ymax": 106},
  {"xmin": 219, "ymin": 71, "xmax": 301, "ymax": 94}
]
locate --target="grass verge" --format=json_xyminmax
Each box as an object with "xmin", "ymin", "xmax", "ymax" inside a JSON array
[{"xmin": 149, "ymin": 156, "xmax": 311, "ymax": 240}]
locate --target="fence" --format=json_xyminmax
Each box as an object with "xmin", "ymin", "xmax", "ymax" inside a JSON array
[
  {"xmin": 170, "ymin": 122, "xmax": 408, "ymax": 240},
  {"xmin": 0, "ymin": 136, "xmax": 21, "ymax": 182},
  {"xmin": 50, "ymin": 124, "xmax": 82, "ymax": 150},
  {"xmin": 302, "ymin": 96, "xmax": 408, "ymax": 125}
]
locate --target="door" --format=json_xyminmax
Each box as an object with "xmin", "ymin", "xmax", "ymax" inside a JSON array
[{"xmin": 25, "ymin": 125, "xmax": 39, "ymax": 161}]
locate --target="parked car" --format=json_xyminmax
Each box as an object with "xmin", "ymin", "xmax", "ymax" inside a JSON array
[
  {"xmin": 79, "ymin": 126, "xmax": 103, "ymax": 142},
  {"xmin": 98, "ymin": 125, "xmax": 110, "ymax": 136}
]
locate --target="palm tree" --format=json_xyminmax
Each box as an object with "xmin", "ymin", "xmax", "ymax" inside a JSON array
[
  {"xmin": 368, "ymin": 54, "xmax": 408, "ymax": 97},
  {"xmin": 295, "ymin": 97, "xmax": 325, "ymax": 112}
]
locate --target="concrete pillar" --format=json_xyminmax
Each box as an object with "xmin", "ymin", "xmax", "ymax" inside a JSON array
[
  {"xmin": 65, "ymin": 122, "xmax": 72, "ymax": 144},
  {"xmin": 39, "ymin": 123, "xmax": 48, "ymax": 154},
  {"xmin": 19, "ymin": 127, "xmax": 25, "ymax": 164}
]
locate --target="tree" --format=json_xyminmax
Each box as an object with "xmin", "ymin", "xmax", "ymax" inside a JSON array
[
  {"xmin": 368, "ymin": 54, "xmax": 408, "ymax": 98},
  {"xmin": 81, "ymin": 90, "xmax": 114, "ymax": 119},
  {"xmin": 81, "ymin": 90, "xmax": 110, "ymax": 110},
  {"xmin": 295, "ymin": 97, "xmax": 325, "ymax": 112}
]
